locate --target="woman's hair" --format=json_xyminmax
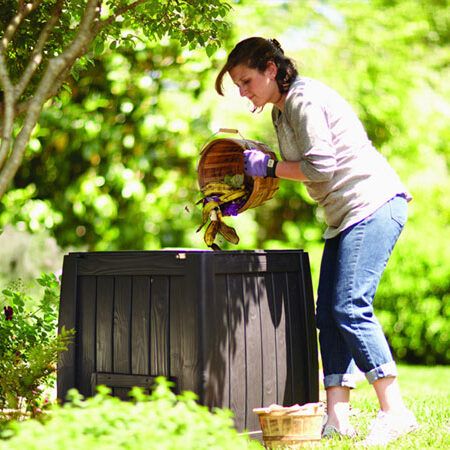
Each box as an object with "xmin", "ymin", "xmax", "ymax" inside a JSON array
[{"xmin": 215, "ymin": 37, "xmax": 298, "ymax": 96}]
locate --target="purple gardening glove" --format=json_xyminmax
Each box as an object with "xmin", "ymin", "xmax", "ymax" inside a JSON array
[{"xmin": 243, "ymin": 149, "xmax": 270, "ymax": 177}]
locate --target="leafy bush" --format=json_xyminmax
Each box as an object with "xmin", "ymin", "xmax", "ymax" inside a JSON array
[
  {"xmin": 0, "ymin": 379, "xmax": 263, "ymax": 450},
  {"xmin": 376, "ymin": 185, "xmax": 449, "ymax": 365},
  {"xmin": 0, "ymin": 274, "xmax": 74, "ymax": 419}
]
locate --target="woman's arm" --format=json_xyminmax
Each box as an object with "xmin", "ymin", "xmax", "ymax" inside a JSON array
[
  {"xmin": 275, "ymin": 160, "xmax": 309, "ymax": 182},
  {"xmin": 280, "ymin": 90, "xmax": 337, "ymax": 183}
]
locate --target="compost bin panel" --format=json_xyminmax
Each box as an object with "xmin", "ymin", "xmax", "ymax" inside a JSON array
[
  {"xmin": 259, "ymin": 273, "xmax": 278, "ymax": 408},
  {"xmin": 169, "ymin": 273, "xmax": 200, "ymax": 394},
  {"xmin": 244, "ymin": 273, "xmax": 264, "ymax": 432},
  {"xmin": 150, "ymin": 276, "xmax": 170, "ymax": 377},
  {"xmin": 96, "ymin": 276, "xmax": 114, "ymax": 374},
  {"xmin": 286, "ymin": 271, "xmax": 306, "ymax": 404},
  {"xmin": 300, "ymin": 252, "xmax": 319, "ymax": 401},
  {"xmin": 58, "ymin": 255, "xmax": 78, "ymax": 398},
  {"xmin": 58, "ymin": 250, "xmax": 319, "ymax": 436},
  {"xmin": 271, "ymin": 271, "xmax": 290, "ymax": 406},
  {"xmin": 227, "ymin": 273, "xmax": 247, "ymax": 430},
  {"xmin": 203, "ymin": 272, "xmax": 230, "ymax": 408},
  {"xmin": 130, "ymin": 276, "xmax": 151, "ymax": 375},
  {"xmin": 113, "ymin": 276, "xmax": 132, "ymax": 375},
  {"xmin": 111, "ymin": 276, "xmax": 133, "ymax": 399},
  {"xmin": 77, "ymin": 276, "xmax": 96, "ymax": 397}
]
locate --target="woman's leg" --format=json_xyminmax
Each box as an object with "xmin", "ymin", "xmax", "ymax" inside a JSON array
[
  {"xmin": 316, "ymin": 237, "xmax": 357, "ymax": 433},
  {"xmin": 365, "ymin": 376, "xmax": 418, "ymax": 446},
  {"xmin": 317, "ymin": 196, "xmax": 412, "ymax": 437},
  {"xmin": 317, "ymin": 236, "xmax": 358, "ymax": 386},
  {"xmin": 373, "ymin": 376, "xmax": 406, "ymax": 413},
  {"xmin": 324, "ymin": 386, "xmax": 352, "ymax": 432},
  {"xmin": 330, "ymin": 196, "xmax": 407, "ymax": 385}
]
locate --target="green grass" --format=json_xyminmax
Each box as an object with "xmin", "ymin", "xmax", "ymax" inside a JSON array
[{"xmin": 314, "ymin": 365, "xmax": 450, "ymax": 449}]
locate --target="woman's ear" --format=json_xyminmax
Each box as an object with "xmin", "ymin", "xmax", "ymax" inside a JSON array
[{"xmin": 265, "ymin": 61, "xmax": 278, "ymax": 80}]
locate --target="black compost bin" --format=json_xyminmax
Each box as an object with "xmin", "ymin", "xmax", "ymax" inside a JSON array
[{"xmin": 58, "ymin": 250, "xmax": 319, "ymax": 436}]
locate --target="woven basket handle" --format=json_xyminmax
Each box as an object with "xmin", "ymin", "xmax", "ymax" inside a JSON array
[
  {"xmin": 217, "ymin": 128, "xmax": 239, "ymax": 134},
  {"xmin": 199, "ymin": 128, "xmax": 248, "ymax": 153},
  {"xmin": 217, "ymin": 128, "xmax": 248, "ymax": 142}
]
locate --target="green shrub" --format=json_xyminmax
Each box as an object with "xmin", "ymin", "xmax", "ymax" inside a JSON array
[
  {"xmin": 376, "ymin": 185, "xmax": 449, "ymax": 364},
  {"xmin": 0, "ymin": 274, "xmax": 74, "ymax": 418},
  {"xmin": 0, "ymin": 379, "xmax": 263, "ymax": 450}
]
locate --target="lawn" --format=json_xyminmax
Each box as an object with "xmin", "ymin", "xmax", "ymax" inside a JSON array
[{"xmin": 314, "ymin": 364, "xmax": 449, "ymax": 449}]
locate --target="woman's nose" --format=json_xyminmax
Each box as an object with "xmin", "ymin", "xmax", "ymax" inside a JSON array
[{"xmin": 239, "ymin": 86, "xmax": 246, "ymax": 97}]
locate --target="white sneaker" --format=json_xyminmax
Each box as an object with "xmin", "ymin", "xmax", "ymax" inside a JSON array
[
  {"xmin": 359, "ymin": 409, "xmax": 419, "ymax": 446},
  {"xmin": 322, "ymin": 423, "xmax": 357, "ymax": 439}
]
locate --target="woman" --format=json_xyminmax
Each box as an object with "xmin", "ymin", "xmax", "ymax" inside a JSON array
[{"xmin": 215, "ymin": 37, "xmax": 418, "ymax": 446}]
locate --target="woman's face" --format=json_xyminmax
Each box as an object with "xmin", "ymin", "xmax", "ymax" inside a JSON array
[{"xmin": 229, "ymin": 63, "xmax": 281, "ymax": 109}]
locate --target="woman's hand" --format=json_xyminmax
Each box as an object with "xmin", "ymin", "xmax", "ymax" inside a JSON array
[
  {"xmin": 243, "ymin": 149, "xmax": 276, "ymax": 177},
  {"xmin": 244, "ymin": 149, "xmax": 309, "ymax": 181}
]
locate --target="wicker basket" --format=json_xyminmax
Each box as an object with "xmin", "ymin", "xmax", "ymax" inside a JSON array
[
  {"xmin": 197, "ymin": 137, "xmax": 279, "ymax": 214},
  {"xmin": 253, "ymin": 403, "xmax": 325, "ymax": 449}
]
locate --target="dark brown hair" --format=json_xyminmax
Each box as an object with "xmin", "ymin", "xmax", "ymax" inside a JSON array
[{"xmin": 215, "ymin": 37, "xmax": 298, "ymax": 96}]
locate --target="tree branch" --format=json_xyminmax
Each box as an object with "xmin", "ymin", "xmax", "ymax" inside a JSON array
[
  {"xmin": 0, "ymin": 53, "xmax": 15, "ymax": 170},
  {"xmin": 46, "ymin": 66, "xmax": 71, "ymax": 102},
  {"xmin": 0, "ymin": 1, "xmax": 43, "ymax": 52},
  {"xmin": 95, "ymin": 0, "xmax": 147, "ymax": 33},
  {"xmin": 0, "ymin": 99, "xmax": 31, "ymax": 119},
  {"xmin": 0, "ymin": 1, "xmax": 47, "ymax": 170},
  {"xmin": 55, "ymin": 0, "xmax": 100, "ymax": 68},
  {"xmin": 14, "ymin": 0, "xmax": 65, "ymax": 101},
  {"xmin": 0, "ymin": 0, "xmax": 101, "ymax": 197},
  {"xmin": 1, "ymin": 70, "xmax": 71, "ymax": 123}
]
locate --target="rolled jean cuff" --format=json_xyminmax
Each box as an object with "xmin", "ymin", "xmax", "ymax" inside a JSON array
[
  {"xmin": 365, "ymin": 361, "xmax": 398, "ymax": 384},
  {"xmin": 324, "ymin": 373, "xmax": 357, "ymax": 389}
]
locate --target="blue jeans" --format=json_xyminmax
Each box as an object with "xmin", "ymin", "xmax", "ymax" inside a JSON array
[{"xmin": 316, "ymin": 195, "xmax": 408, "ymax": 388}]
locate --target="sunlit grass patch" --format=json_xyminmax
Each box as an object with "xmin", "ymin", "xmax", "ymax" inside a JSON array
[{"xmin": 317, "ymin": 365, "xmax": 450, "ymax": 449}]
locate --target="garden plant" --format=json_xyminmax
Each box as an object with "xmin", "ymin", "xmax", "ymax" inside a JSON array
[
  {"xmin": 0, "ymin": 274, "xmax": 74, "ymax": 420},
  {"xmin": 0, "ymin": 378, "xmax": 263, "ymax": 450}
]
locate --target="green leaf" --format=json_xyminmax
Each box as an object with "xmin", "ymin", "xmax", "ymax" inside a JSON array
[
  {"xmin": 206, "ymin": 44, "xmax": 216, "ymax": 58},
  {"xmin": 94, "ymin": 39, "xmax": 105, "ymax": 57}
]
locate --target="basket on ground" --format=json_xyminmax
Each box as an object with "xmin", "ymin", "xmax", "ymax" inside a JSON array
[
  {"xmin": 197, "ymin": 137, "xmax": 279, "ymax": 214},
  {"xmin": 253, "ymin": 403, "xmax": 325, "ymax": 449}
]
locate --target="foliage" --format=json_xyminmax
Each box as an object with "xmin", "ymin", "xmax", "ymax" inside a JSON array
[
  {"xmin": 0, "ymin": 378, "xmax": 263, "ymax": 449},
  {"xmin": 0, "ymin": 274, "xmax": 74, "ymax": 419},
  {"xmin": 0, "ymin": 0, "xmax": 231, "ymax": 88},
  {"xmin": 0, "ymin": 0, "xmax": 232, "ymax": 198},
  {"xmin": 3, "ymin": 40, "xmax": 221, "ymax": 250},
  {"xmin": 376, "ymin": 184, "xmax": 450, "ymax": 364}
]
